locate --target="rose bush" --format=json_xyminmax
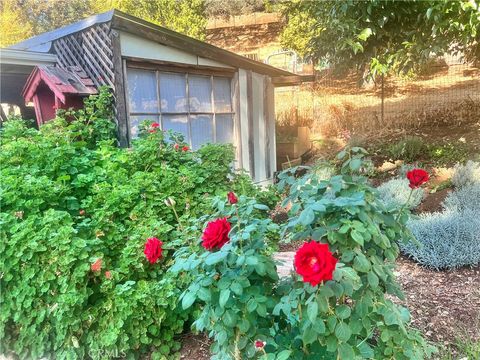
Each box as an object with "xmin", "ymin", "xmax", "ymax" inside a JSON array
[{"xmin": 171, "ymin": 195, "xmax": 280, "ymax": 359}]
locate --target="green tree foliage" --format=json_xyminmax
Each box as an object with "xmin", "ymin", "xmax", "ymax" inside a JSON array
[
  {"xmin": 93, "ymin": 0, "xmax": 207, "ymax": 39},
  {"xmin": 0, "ymin": 0, "xmax": 33, "ymax": 47},
  {"xmin": 280, "ymin": 0, "xmax": 480, "ymax": 75},
  {"xmin": 0, "ymin": 0, "xmax": 207, "ymax": 47}
]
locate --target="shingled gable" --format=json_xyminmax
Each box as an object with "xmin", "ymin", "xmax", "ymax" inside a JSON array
[
  {"xmin": 23, "ymin": 65, "xmax": 97, "ymax": 104},
  {"xmin": 22, "ymin": 65, "xmax": 97, "ymax": 125}
]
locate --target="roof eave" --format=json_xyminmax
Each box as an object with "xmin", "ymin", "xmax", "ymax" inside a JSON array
[{"xmin": 110, "ymin": 9, "xmax": 295, "ymax": 78}]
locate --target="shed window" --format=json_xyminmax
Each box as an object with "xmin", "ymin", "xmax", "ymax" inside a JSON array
[{"xmin": 127, "ymin": 68, "xmax": 234, "ymax": 149}]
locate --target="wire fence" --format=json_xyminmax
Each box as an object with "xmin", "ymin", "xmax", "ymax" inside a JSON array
[{"xmin": 274, "ymin": 60, "xmax": 480, "ymax": 138}]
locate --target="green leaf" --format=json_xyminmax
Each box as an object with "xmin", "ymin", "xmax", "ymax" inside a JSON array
[
  {"xmin": 312, "ymin": 319, "xmax": 326, "ymax": 334},
  {"xmin": 367, "ymin": 272, "xmax": 379, "ymax": 289},
  {"xmin": 335, "ymin": 322, "xmax": 352, "ymax": 342},
  {"xmin": 317, "ymin": 295, "xmax": 329, "ymax": 312},
  {"xmin": 350, "ymin": 230, "xmax": 364, "ymax": 246},
  {"xmin": 205, "ymin": 251, "xmax": 227, "ymax": 265},
  {"xmin": 426, "ymin": 8, "xmax": 433, "ymax": 19},
  {"xmin": 181, "ymin": 291, "xmax": 196, "ymax": 310},
  {"xmin": 349, "ymin": 158, "xmax": 362, "ymax": 171},
  {"xmin": 338, "ymin": 343, "xmax": 355, "ymax": 359},
  {"xmin": 247, "ymin": 298, "xmax": 257, "ymax": 312},
  {"xmin": 231, "ymin": 282, "xmax": 243, "ymax": 296},
  {"xmin": 307, "ymin": 301, "xmax": 318, "ymax": 323},
  {"xmin": 223, "ymin": 310, "xmax": 237, "ymax": 327},
  {"xmin": 302, "ymin": 325, "xmax": 317, "ymax": 345},
  {"xmin": 197, "ymin": 287, "xmax": 211, "ymax": 302},
  {"xmin": 254, "ymin": 204, "xmax": 269, "ymax": 210},
  {"xmin": 219, "ymin": 289, "xmax": 230, "ymax": 308},
  {"xmin": 358, "ymin": 27, "xmax": 373, "ymax": 41},
  {"xmin": 276, "ymin": 350, "xmax": 292, "ymax": 360},
  {"xmin": 358, "ymin": 342, "xmax": 374, "ymax": 358},
  {"xmin": 336, "ymin": 305, "xmax": 351, "ymax": 320},
  {"xmin": 353, "ymin": 254, "xmax": 371, "ymax": 273},
  {"xmin": 299, "ymin": 207, "xmax": 315, "ymax": 226}
]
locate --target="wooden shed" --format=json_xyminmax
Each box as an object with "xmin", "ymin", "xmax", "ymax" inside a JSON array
[{"xmin": 7, "ymin": 10, "xmax": 307, "ymax": 184}]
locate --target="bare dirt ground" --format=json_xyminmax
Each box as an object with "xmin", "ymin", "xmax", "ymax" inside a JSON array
[{"xmin": 394, "ymin": 257, "xmax": 480, "ymax": 346}]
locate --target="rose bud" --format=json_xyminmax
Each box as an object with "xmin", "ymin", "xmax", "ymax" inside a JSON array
[{"xmin": 227, "ymin": 191, "xmax": 238, "ymax": 204}]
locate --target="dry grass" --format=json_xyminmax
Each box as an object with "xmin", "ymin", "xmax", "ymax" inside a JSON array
[{"xmin": 275, "ymin": 64, "xmax": 480, "ymax": 140}]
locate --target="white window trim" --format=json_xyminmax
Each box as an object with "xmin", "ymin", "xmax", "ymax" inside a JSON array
[{"xmin": 125, "ymin": 67, "xmax": 235, "ymax": 149}]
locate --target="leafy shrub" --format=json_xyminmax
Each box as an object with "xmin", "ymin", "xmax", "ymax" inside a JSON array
[
  {"xmin": 377, "ymin": 178, "xmax": 424, "ymax": 210},
  {"xmin": 174, "ymin": 147, "xmax": 435, "ymax": 360},
  {"xmin": 451, "ymin": 160, "xmax": 480, "ymax": 189},
  {"xmin": 0, "ymin": 89, "xmax": 263, "ymax": 359},
  {"xmin": 404, "ymin": 209, "xmax": 480, "ymax": 269},
  {"xmin": 388, "ymin": 136, "xmax": 425, "ymax": 162}
]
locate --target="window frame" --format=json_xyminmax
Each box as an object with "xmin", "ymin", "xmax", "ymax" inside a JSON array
[{"xmin": 125, "ymin": 63, "xmax": 236, "ymax": 149}]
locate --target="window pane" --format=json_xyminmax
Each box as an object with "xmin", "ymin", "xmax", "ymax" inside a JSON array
[
  {"xmin": 190, "ymin": 115, "xmax": 213, "ymax": 150},
  {"xmin": 189, "ymin": 75, "xmax": 212, "ymax": 112},
  {"xmin": 162, "ymin": 114, "xmax": 188, "ymax": 142},
  {"xmin": 159, "ymin": 72, "xmax": 187, "ymax": 112},
  {"xmin": 214, "ymin": 77, "xmax": 232, "ymax": 112},
  {"xmin": 127, "ymin": 69, "xmax": 159, "ymax": 113},
  {"xmin": 216, "ymin": 114, "xmax": 234, "ymax": 144},
  {"xmin": 130, "ymin": 115, "xmax": 159, "ymax": 139}
]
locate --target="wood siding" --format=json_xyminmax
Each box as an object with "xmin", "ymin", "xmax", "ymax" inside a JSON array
[{"xmin": 238, "ymin": 69, "xmax": 276, "ymax": 183}]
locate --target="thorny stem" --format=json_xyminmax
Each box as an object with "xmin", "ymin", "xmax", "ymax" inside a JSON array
[
  {"xmin": 171, "ymin": 205, "xmax": 183, "ymax": 230},
  {"xmin": 395, "ymin": 188, "xmax": 414, "ymax": 223},
  {"xmin": 233, "ymin": 329, "xmax": 241, "ymax": 360},
  {"xmin": 235, "ymin": 206, "xmax": 243, "ymax": 251}
]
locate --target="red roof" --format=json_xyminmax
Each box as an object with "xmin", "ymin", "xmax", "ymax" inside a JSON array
[{"xmin": 23, "ymin": 65, "xmax": 97, "ymax": 104}]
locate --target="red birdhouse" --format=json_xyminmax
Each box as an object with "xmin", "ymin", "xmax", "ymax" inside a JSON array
[{"xmin": 22, "ymin": 65, "xmax": 97, "ymax": 127}]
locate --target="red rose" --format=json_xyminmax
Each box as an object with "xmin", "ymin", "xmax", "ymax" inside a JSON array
[
  {"xmin": 227, "ymin": 191, "xmax": 238, "ymax": 204},
  {"xmin": 144, "ymin": 237, "xmax": 163, "ymax": 264},
  {"xmin": 149, "ymin": 123, "xmax": 160, "ymax": 133},
  {"xmin": 202, "ymin": 218, "xmax": 231, "ymax": 251},
  {"xmin": 294, "ymin": 241, "xmax": 337, "ymax": 286},
  {"xmin": 91, "ymin": 258, "xmax": 102, "ymax": 272},
  {"xmin": 406, "ymin": 168, "xmax": 429, "ymax": 189},
  {"xmin": 255, "ymin": 340, "xmax": 266, "ymax": 349},
  {"xmin": 174, "ymin": 144, "xmax": 179, "ymax": 150},
  {"xmin": 182, "ymin": 145, "xmax": 189, "ymax": 152},
  {"xmin": 105, "ymin": 271, "xmax": 112, "ymax": 279}
]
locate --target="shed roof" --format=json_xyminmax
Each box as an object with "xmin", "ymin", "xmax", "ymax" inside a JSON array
[
  {"xmin": 9, "ymin": 10, "xmax": 296, "ymax": 78},
  {"xmin": 23, "ymin": 65, "xmax": 97, "ymax": 104}
]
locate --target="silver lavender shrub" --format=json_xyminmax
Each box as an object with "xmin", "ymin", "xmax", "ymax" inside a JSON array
[
  {"xmin": 377, "ymin": 178, "xmax": 424, "ymax": 210},
  {"xmin": 451, "ymin": 160, "xmax": 480, "ymax": 189},
  {"xmin": 403, "ymin": 208, "xmax": 480, "ymax": 269},
  {"xmin": 403, "ymin": 163, "xmax": 480, "ymax": 269}
]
